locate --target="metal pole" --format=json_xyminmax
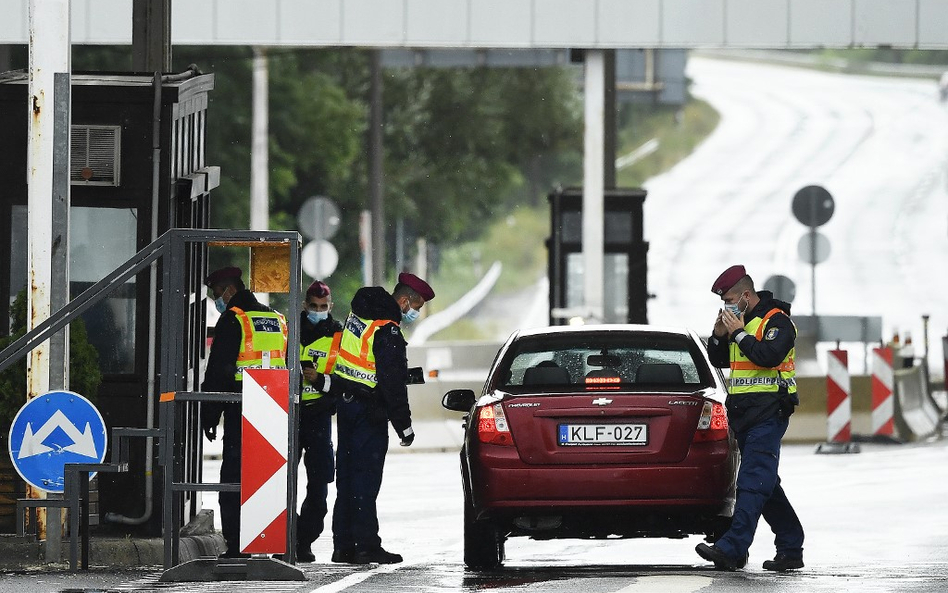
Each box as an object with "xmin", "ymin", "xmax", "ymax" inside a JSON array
[
  {"xmin": 28, "ymin": 0, "xmax": 71, "ymax": 560},
  {"xmin": 251, "ymin": 47, "xmax": 270, "ymax": 303},
  {"xmin": 603, "ymin": 49, "xmax": 616, "ymax": 191},
  {"xmin": 582, "ymin": 50, "xmax": 605, "ymax": 322},
  {"xmin": 368, "ymin": 51, "xmax": 385, "ymax": 285},
  {"xmin": 132, "ymin": 0, "xmax": 171, "ymax": 72}
]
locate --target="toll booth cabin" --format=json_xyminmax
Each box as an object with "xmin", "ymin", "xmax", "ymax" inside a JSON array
[
  {"xmin": 547, "ymin": 187, "xmax": 649, "ymax": 325},
  {"xmin": 0, "ymin": 70, "xmax": 218, "ymax": 535}
]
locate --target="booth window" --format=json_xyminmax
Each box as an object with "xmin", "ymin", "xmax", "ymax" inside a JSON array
[{"xmin": 8, "ymin": 205, "xmax": 138, "ymax": 374}]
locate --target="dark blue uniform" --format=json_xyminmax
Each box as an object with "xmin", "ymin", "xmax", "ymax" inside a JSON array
[
  {"xmin": 295, "ymin": 311, "xmax": 342, "ymax": 551},
  {"xmin": 707, "ymin": 290, "xmax": 805, "ymax": 564},
  {"xmin": 331, "ymin": 287, "xmax": 411, "ymax": 561}
]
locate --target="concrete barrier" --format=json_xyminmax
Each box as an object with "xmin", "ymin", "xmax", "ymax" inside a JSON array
[{"xmin": 892, "ymin": 365, "xmax": 941, "ymax": 441}]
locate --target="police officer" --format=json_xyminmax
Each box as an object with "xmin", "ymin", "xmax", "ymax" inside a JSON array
[
  {"xmin": 696, "ymin": 265, "xmax": 805, "ymax": 572},
  {"xmin": 330, "ymin": 272, "xmax": 434, "ymax": 564},
  {"xmin": 294, "ymin": 280, "xmax": 342, "ymax": 562},
  {"xmin": 201, "ymin": 266, "xmax": 288, "ymax": 559}
]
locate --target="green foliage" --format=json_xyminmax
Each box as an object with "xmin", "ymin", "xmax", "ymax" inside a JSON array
[
  {"xmin": 616, "ymin": 98, "xmax": 719, "ymax": 188},
  {"xmin": 0, "ymin": 291, "xmax": 102, "ymax": 429},
  {"xmin": 816, "ymin": 48, "xmax": 948, "ymax": 66}
]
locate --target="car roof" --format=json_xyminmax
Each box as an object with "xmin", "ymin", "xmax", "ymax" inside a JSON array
[{"xmin": 509, "ymin": 324, "xmax": 696, "ymax": 339}]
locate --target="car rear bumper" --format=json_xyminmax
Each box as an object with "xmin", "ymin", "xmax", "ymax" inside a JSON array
[{"xmin": 470, "ymin": 442, "xmax": 736, "ymax": 510}]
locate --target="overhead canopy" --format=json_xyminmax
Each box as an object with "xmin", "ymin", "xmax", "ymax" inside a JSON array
[{"xmin": 3, "ymin": 0, "xmax": 948, "ymax": 50}]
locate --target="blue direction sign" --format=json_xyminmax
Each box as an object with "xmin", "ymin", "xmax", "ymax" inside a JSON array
[{"xmin": 6, "ymin": 391, "xmax": 107, "ymax": 493}]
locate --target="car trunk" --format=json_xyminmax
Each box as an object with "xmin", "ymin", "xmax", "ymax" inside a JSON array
[{"xmin": 504, "ymin": 391, "xmax": 705, "ymax": 465}]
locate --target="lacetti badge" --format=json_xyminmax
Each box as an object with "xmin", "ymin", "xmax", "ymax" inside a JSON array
[{"xmin": 592, "ymin": 398, "xmax": 612, "ymax": 406}]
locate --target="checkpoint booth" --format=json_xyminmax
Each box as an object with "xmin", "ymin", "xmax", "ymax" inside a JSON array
[
  {"xmin": 0, "ymin": 69, "xmax": 218, "ymax": 536},
  {"xmin": 546, "ymin": 187, "xmax": 649, "ymax": 325}
]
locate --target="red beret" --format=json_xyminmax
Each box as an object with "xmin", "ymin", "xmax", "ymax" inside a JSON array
[
  {"xmin": 398, "ymin": 272, "xmax": 435, "ymax": 301},
  {"xmin": 711, "ymin": 265, "xmax": 746, "ymax": 295},
  {"xmin": 205, "ymin": 266, "xmax": 242, "ymax": 287},
  {"xmin": 306, "ymin": 280, "xmax": 331, "ymax": 298}
]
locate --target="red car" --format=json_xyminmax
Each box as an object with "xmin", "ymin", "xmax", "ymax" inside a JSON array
[{"xmin": 442, "ymin": 324, "xmax": 738, "ymax": 569}]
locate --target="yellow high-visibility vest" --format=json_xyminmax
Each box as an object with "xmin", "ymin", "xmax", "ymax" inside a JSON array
[
  {"xmin": 300, "ymin": 332, "xmax": 342, "ymax": 401},
  {"xmin": 332, "ymin": 313, "xmax": 398, "ymax": 389},
  {"xmin": 728, "ymin": 308, "xmax": 797, "ymax": 395},
  {"xmin": 230, "ymin": 307, "xmax": 288, "ymax": 381}
]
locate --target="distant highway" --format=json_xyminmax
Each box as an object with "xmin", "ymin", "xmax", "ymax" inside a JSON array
[{"xmin": 645, "ymin": 56, "xmax": 948, "ymax": 371}]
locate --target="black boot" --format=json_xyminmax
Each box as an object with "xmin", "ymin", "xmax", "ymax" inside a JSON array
[{"xmin": 762, "ymin": 553, "xmax": 804, "ymax": 571}]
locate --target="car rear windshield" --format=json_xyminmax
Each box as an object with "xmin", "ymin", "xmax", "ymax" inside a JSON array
[{"xmin": 492, "ymin": 331, "xmax": 714, "ymax": 393}]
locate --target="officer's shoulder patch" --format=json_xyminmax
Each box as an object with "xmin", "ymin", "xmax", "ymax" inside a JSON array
[{"xmin": 765, "ymin": 327, "xmax": 779, "ymax": 340}]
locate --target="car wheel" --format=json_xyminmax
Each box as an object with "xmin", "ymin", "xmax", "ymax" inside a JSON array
[{"xmin": 463, "ymin": 496, "xmax": 505, "ymax": 570}]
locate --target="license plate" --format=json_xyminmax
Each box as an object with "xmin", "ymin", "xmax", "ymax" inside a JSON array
[{"xmin": 558, "ymin": 423, "xmax": 648, "ymax": 446}]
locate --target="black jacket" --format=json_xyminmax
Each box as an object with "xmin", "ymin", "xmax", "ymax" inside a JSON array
[
  {"xmin": 707, "ymin": 290, "xmax": 797, "ymax": 432},
  {"xmin": 338, "ymin": 286, "xmax": 412, "ymax": 436}
]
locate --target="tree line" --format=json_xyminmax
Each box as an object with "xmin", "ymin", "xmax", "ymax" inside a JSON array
[{"xmin": 70, "ymin": 46, "xmax": 584, "ymax": 298}]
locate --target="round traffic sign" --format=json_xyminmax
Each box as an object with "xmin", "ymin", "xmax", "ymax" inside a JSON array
[
  {"xmin": 301, "ymin": 240, "xmax": 339, "ymax": 279},
  {"xmin": 797, "ymin": 231, "xmax": 831, "ymax": 265},
  {"xmin": 297, "ymin": 196, "xmax": 341, "ymax": 241},
  {"xmin": 763, "ymin": 274, "xmax": 796, "ymax": 303},
  {"xmin": 791, "ymin": 185, "xmax": 835, "ymax": 228},
  {"xmin": 7, "ymin": 391, "xmax": 108, "ymax": 493}
]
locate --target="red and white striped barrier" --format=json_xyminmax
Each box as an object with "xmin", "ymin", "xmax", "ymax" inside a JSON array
[
  {"xmin": 870, "ymin": 347, "xmax": 895, "ymax": 437},
  {"xmin": 240, "ymin": 368, "xmax": 290, "ymax": 555},
  {"xmin": 825, "ymin": 349, "xmax": 851, "ymax": 443}
]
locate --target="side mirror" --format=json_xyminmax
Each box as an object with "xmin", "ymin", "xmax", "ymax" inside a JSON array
[{"xmin": 442, "ymin": 389, "xmax": 476, "ymax": 412}]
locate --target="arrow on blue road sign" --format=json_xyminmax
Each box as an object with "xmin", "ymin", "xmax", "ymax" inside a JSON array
[{"xmin": 6, "ymin": 391, "xmax": 107, "ymax": 493}]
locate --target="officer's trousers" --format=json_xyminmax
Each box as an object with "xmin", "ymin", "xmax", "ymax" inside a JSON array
[
  {"xmin": 332, "ymin": 396, "xmax": 389, "ymax": 552},
  {"xmin": 219, "ymin": 404, "xmax": 242, "ymax": 553},
  {"xmin": 715, "ymin": 415, "xmax": 805, "ymax": 560},
  {"xmin": 297, "ymin": 404, "xmax": 334, "ymax": 547}
]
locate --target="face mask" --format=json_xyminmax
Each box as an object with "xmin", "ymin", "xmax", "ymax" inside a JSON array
[
  {"xmin": 724, "ymin": 295, "xmax": 747, "ymax": 317},
  {"xmin": 402, "ymin": 307, "xmax": 420, "ymax": 324},
  {"xmin": 215, "ymin": 297, "xmax": 227, "ymax": 314},
  {"xmin": 307, "ymin": 310, "xmax": 328, "ymax": 324}
]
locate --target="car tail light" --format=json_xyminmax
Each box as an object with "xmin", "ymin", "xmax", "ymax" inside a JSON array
[
  {"xmin": 693, "ymin": 401, "xmax": 728, "ymax": 442},
  {"xmin": 477, "ymin": 403, "xmax": 514, "ymax": 446}
]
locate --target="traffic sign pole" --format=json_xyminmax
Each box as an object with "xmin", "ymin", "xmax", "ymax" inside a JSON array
[{"xmin": 792, "ymin": 185, "xmax": 835, "ymax": 322}]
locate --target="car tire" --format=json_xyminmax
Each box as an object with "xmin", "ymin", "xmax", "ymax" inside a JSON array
[{"xmin": 463, "ymin": 495, "xmax": 505, "ymax": 570}]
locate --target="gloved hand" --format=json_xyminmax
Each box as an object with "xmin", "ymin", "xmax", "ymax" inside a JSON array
[
  {"xmin": 305, "ymin": 369, "xmax": 332, "ymax": 394},
  {"xmin": 201, "ymin": 401, "xmax": 223, "ymax": 442},
  {"xmin": 399, "ymin": 426, "xmax": 415, "ymax": 447}
]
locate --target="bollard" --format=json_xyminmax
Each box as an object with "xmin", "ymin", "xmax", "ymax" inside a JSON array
[
  {"xmin": 816, "ymin": 349, "xmax": 859, "ymax": 454},
  {"xmin": 870, "ymin": 347, "xmax": 895, "ymax": 437},
  {"xmin": 240, "ymin": 368, "xmax": 290, "ymax": 555}
]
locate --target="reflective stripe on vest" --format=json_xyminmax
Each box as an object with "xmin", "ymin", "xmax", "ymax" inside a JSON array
[
  {"xmin": 332, "ymin": 313, "xmax": 397, "ymax": 389},
  {"xmin": 230, "ymin": 307, "xmax": 288, "ymax": 381},
  {"xmin": 300, "ymin": 331, "xmax": 342, "ymax": 401},
  {"xmin": 728, "ymin": 307, "xmax": 796, "ymax": 395}
]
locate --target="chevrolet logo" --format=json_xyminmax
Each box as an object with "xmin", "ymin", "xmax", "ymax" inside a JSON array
[{"xmin": 592, "ymin": 398, "xmax": 612, "ymax": 406}]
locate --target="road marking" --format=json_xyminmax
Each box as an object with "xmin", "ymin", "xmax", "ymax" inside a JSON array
[
  {"xmin": 614, "ymin": 576, "xmax": 712, "ymax": 593},
  {"xmin": 308, "ymin": 563, "xmax": 402, "ymax": 593}
]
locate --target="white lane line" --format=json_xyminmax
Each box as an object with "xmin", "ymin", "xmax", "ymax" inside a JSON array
[
  {"xmin": 307, "ymin": 563, "xmax": 403, "ymax": 593},
  {"xmin": 613, "ymin": 575, "xmax": 713, "ymax": 593}
]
